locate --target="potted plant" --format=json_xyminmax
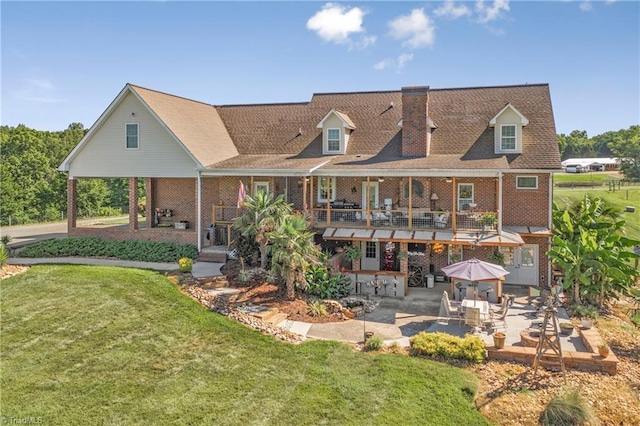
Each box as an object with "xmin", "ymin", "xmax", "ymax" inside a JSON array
[
  {"xmin": 343, "ymin": 245, "xmax": 362, "ymax": 269},
  {"xmin": 493, "ymin": 332, "xmax": 506, "ymax": 349},
  {"xmin": 598, "ymin": 343, "xmax": 610, "ymax": 358},
  {"xmin": 396, "ymin": 251, "xmax": 408, "ymax": 261},
  {"xmin": 478, "ymin": 212, "xmax": 498, "ymax": 231},
  {"xmin": 559, "ymin": 322, "xmax": 574, "ymax": 336},
  {"xmin": 487, "ymin": 249, "xmax": 505, "ymax": 266},
  {"xmin": 572, "ymin": 304, "xmax": 598, "ymax": 329}
]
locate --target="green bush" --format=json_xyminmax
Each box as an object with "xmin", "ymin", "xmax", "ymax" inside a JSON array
[
  {"xmin": 410, "ymin": 332, "xmax": 486, "ymax": 363},
  {"xmin": 237, "ymin": 268, "xmax": 250, "ymax": 283},
  {"xmin": 363, "ymin": 335, "xmax": 384, "ymax": 352},
  {"xmin": 540, "ymin": 388, "xmax": 596, "ymax": 426},
  {"xmin": 307, "ymin": 299, "xmax": 327, "ymax": 317},
  {"xmin": 303, "ymin": 258, "xmax": 351, "ymax": 299},
  {"xmin": 0, "ymin": 244, "xmax": 8, "ymax": 267},
  {"xmin": 178, "ymin": 257, "xmax": 193, "ymax": 273},
  {"xmin": 18, "ymin": 237, "xmax": 197, "ymax": 262}
]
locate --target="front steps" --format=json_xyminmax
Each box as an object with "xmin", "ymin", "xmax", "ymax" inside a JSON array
[
  {"xmin": 198, "ymin": 245, "xmax": 228, "ymax": 263},
  {"xmin": 240, "ymin": 304, "xmax": 288, "ymax": 326}
]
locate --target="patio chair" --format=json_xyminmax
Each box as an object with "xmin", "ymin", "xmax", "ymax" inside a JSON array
[
  {"xmin": 443, "ymin": 291, "xmax": 461, "ymax": 309},
  {"xmin": 464, "ymin": 307, "xmax": 485, "ymax": 334},
  {"xmin": 441, "ymin": 292, "xmax": 464, "ymax": 325},
  {"xmin": 489, "ymin": 305, "xmax": 509, "ymax": 332},
  {"xmin": 434, "ymin": 213, "xmax": 450, "ymax": 228},
  {"xmin": 490, "ymin": 297, "xmax": 508, "ymax": 315}
]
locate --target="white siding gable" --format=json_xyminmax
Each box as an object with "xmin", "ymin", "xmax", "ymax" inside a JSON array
[
  {"xmin": 67, "ymin": 92, "xmax": 198, "ymax": 178},
  {"xmin": 490, "ymin": 105, "xmax": 528, "ymax": 155},
  {"xmin": 321, "ymin": 114, "xmax": 350, "ymax": 155}
]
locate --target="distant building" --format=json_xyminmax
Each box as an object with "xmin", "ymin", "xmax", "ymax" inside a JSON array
[{"xmin": 561, "ymin": 158, "xmax": 620, "ymax": 173}]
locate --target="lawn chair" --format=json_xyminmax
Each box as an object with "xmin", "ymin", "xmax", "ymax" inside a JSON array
[
  {"xmin": 490, "ymin": 297, "xmax": 508, "ymax": 315},
  {"xmin": 465, "ymin": 307, "xmax": 484, "ymax": 334},
  {"xmin": 441, "ymin": 291, "xmax": 464, "ymax": 325},
  {"xmin": 489, "ymin": 305, "xmax": 509, "ymax": 332}
]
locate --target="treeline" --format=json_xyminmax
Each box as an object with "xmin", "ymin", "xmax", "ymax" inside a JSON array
[
  {"xmin": 0, "ymin": 124, "xmax": 142, "ymax": 226},
  {"xmin": 557, "ymin": 125, "xmax": 640, "ymax": 178}
]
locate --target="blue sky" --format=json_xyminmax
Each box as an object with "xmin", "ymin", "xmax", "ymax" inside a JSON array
[{"xmin": 2, "ymin": 1, "xmax": 638, "ymax": 137}]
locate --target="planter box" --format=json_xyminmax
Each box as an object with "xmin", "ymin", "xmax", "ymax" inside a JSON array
[{"xmin": 174, "ymin": 221, "xmax": 189, "ymax": 230}]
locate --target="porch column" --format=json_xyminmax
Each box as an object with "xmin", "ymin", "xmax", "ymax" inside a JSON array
[
  {"xmin": 451, "ymin": 177, "xmax": 457, "ymax": 231},
  {"xmin": 128, "ymin": 177, "xmax": 138, "ymax": 231},
  {"xmin": 67, "ymin": 178, "xmax": 77, "ymax": 231},
  {"xmin": 399, "ymin": 242, "xmax": 409, "ymax": 275},
  {"xmin": 497, "ymin": 173, "xmax": 503, "ymax": 235},
  {"xmin": 145, "ymin": 178, "xmax": 154, "ymax": 228}
]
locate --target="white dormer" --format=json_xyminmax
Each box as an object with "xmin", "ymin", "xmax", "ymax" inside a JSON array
[
  {"xmin": 489, "ymin": 103, "xmax": 529, "ymax": 154},
  {"xmin": 316, "ymin": 109, "xmax": 355, "ymax": 155}
]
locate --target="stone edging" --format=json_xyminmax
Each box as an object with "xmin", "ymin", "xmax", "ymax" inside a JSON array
[
  {"xmin": 180, "ymin": 285, "xmax": 305, "ymax": 344},
  {"xmin": 488, "ymin": 324, "xmax": 618, "ymax": 375}
]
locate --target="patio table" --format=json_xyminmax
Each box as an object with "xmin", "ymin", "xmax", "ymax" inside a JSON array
[{"xmin": 461, "ymin": 299, "xmax": 490, "ymax": 316}]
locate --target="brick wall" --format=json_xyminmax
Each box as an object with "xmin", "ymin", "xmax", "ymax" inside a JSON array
[
  {"xmin": 502, "ymin": 173, "xmax": 550, "ymax": 227},
  {"xmin": 152, "ymin": 178, "xmax": 197, "ymax": 226}
]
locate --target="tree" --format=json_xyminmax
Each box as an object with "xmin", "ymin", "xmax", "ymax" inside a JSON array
[
  {"xmin": 548, "ymin": 195, "xmax": 639, "ymax": 306},
  {"xmin": 608, "ymin": 125, "xmax": 640, "ymax": 179},
  {"xmin": 268, "ymin": 213, "xmax": 321, "ymax": 300},
  {"xmin": 232, "ymin": 191, "xmax": 293, "ymax": 269},
  {"xmin": 557, "ymin": 130, "xmax": 594, "ymax": 160}
]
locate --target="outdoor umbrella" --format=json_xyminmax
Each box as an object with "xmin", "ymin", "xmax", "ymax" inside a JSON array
[{"xmin": 441, "ymin": 258, "xmax": 510, "ymax": 302}]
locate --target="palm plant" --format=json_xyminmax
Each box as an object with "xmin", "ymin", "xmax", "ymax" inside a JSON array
[
  {"xmin": 268, "ymin": 214, "xmax": 321, "ymax": 300},
  {"xmin": 233, "ymin": 191, "xmax": 293, "ymax": 269}
]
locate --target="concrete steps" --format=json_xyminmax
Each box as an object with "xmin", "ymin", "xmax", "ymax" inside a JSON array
[{"xmin": 198, "ymin": 252, "xmax": 227, "ymax": 263}]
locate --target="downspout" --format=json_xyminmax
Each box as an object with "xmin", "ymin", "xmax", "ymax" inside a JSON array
[
  {"xmin": 547, "ymin": 171, "xmax": 554, "ymax": 288},
  {"xmin": 498, "ymin": 171, "xmax": 503, "ymax": 235},
  {"xmin": 197, "ymin": 173, "xmax": 202, "ymax": 252}
]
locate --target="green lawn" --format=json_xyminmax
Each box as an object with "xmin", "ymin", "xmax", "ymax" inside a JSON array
[
  {"xmin": 0, "ymin": 266, "xmax": 490, "ymax": 425},
  {"xmin": 553, "ymin": 171, "xmax": 622, "ymax": 183},
  {"xmin": 554, "ymin": 184, "xmax": 640, "ymax": 237}
]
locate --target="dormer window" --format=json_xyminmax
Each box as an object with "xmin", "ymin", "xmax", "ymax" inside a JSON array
[
  {"xmin": 317, "ymin": 109, "xmax": 355, "ymax": 155},
  {"xmin": 489, "ymin": 103, "xmax": 528, "ymax": 154},
  {"xmin": 500, "ymin": 125, "xmax": 516, "ymax": 150},
  {"xmin": 327, "ymin": 129, "xmax": 341, "ymax": 152}
]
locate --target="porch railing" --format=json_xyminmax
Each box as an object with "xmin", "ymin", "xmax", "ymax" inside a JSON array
[{"xmin": 211, "ymin": 204, "xmax": 498, "ymax": 233}]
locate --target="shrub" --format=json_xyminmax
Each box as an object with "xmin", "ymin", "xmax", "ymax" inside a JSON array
[
  {"xmin": 237, "ymin": 268, "xmax": 250, "ymax": 283},
  {"xmin": 303, "ymin": 261, "xmax": 351, "ymax": 299},
  {"xmin": 18, "ymin": 237, "xmax": 197, "ymax": 262},
  {"xmin": 2, "ymin": 235, "xmax": 13, "ymax": 246},
  {"xmin": 363, "ymin": 335, "xmax": 384, "ymax": 352},
  {"xmin": 266, "ymin": 269, "xmax": 280, "ymax": 284},
  {"xmin": 0, "ymin": 244, "xmax": 8, "ymax": 267},
  {"xmin": 307, "ymin": 299, "xmax": 327, "ymax": 317},
  {"xmin": 539, "ymin": 388, "xmax": 596, "ymax": 426},
  {"xmin": 178, "ymin": 257, "xmax": 193, "ymax": 273},
  {"xmin": 410, "ymin": 332, "xmax": 486, "ymax": 363}
]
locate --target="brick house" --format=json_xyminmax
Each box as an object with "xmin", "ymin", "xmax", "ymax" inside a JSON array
[{"xmin": 59, "ymin": 83, "xmax": 561, "ymax": 298}]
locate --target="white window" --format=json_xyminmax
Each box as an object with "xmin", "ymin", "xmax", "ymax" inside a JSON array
[
  {"xmin": 126, "ymin": 123, "xmax": 139, "ymax": 149},
  {"xmin": 501, "ymin": 125, "xmax": 516, "ymax": 150},
  {"xmin": 516, "ymin": 176, "xmax": 538, "ymax": 189},
  {"xmin": 317, "ymin": 177, "xmax": 336, "ymax": 202},
  {"xmin": 457, "ymin": 183, "xmax": 474, "ymax": 211},
  {"xmin": 253, "ymin": 182, "xmax": 269, "ymax": 194},
  {"xmin": 327, "ymin": 129, "xmax": 340, "ymax": 152}
]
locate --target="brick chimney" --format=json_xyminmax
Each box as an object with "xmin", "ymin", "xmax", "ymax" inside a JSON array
[{"xmin": 401, "ymin": 86, "xmax": 430, "ymax": 157}]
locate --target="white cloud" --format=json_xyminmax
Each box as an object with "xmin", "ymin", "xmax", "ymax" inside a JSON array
[
  {"xmin": 373, "ymin": 53, "xmax": 414, "ymax": 72},
  {"xmin": 388, "ymin": 8, "xmax": 436, "ymax": 49},
  {"xmin": 475, "ymin": 0, "xmax": 510, "ymax": 24},
  {"xmin": 14, "ymin": 78, "xmax": 66, "ymax": 104},
  {"xmin": 579, "ymin": 1, "xmax": 593, "ymax": 11},
  {"xmin": 374, "ymin": 59, "xmax": 392, "ymax": 70},
  {"xmin": 397, "ymin": 53, "xmax": 414, "ymax": 70},
  {"xmin": 307, "ymin": 3, "xmax": 375, "ymax": 49},
  {"xmin": 434, "ymin": 0, "xmax": 472, "ymax": 19}
]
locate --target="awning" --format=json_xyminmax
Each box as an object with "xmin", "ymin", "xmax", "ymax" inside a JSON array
[
  {"xmin": 322, "ymin": 228, "xmax": 435, "ymax": 242},
  {"xmin": 323, "ymin": 227, "xmax": 524, "ymax": 246},
  {"xmin": 504, "ymin": 226, "xmax": 552, "ymax": 237}
]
